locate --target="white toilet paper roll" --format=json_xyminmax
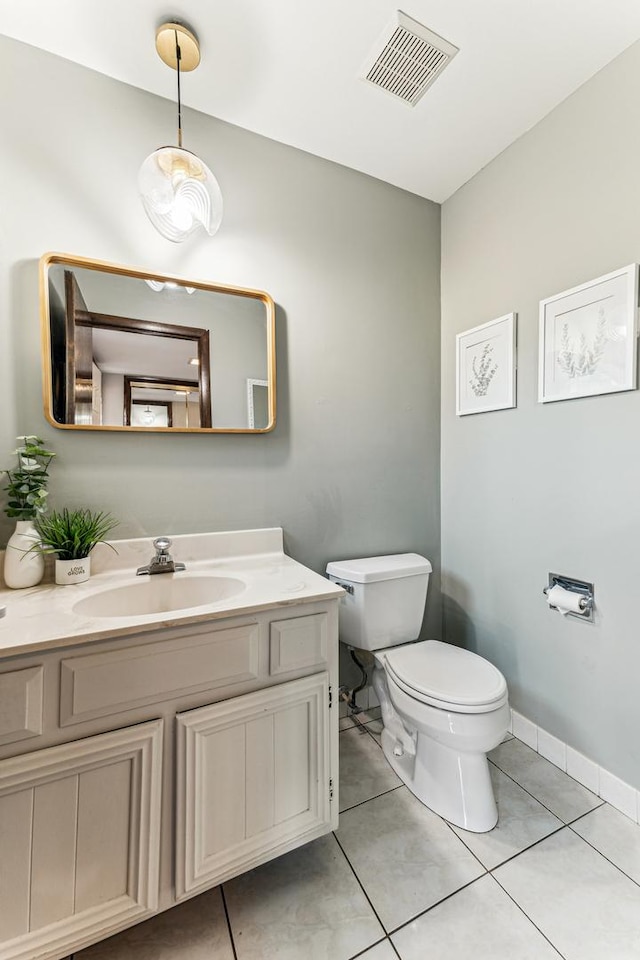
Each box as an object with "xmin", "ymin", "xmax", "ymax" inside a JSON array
[{"xmin": 547, "ymin": 584, "xmax": 587, "ymax": 617}]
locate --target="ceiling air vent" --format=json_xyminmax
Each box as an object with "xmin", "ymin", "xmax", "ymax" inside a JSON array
[{"xmin": 361, "ymin": 10, "xmax": 459, "ymax": 107}]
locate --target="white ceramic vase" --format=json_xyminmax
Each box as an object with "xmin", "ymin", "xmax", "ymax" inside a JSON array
[
  {"xmin": 3, "ymin": 520, "xmax": 45, "ymax": 589},
  {"xmin": 55, "ymin": 556, "xmax": 91, "ymax": 585}
]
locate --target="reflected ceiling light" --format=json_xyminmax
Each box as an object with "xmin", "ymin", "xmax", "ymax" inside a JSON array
[
  {"xmin": 187, "ymin": 357, "xmax": 200, "ymax": 366},
  {"xmin": 144, "ymin": 279, "xmax": 196, "ymax": 294},
  {"xmin": 138, "ymin": 21, "xmax": 223, "ymax": 243},
  {"xmin": 141, "ymin": 405, "xmax": 156, "ymax": 425}
]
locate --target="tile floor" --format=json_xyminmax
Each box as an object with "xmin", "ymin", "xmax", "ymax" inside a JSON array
[{"xmin": 71, "ymin": 709, "xmax": 640, "ymax": 960}]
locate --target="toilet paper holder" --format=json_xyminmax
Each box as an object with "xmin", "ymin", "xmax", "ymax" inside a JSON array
[{"xmin": 543, "ymin": 573, "xmax": 594, "ymax": 622}]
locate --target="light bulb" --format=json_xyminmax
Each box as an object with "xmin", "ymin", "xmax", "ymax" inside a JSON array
[{"xmin": 138, "ymin": 147, "xmax": 223, "ymax": 243}]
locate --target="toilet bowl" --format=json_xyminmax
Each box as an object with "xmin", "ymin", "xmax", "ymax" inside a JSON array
[
  {"xmin": 375, "ymin": 640, "xmax": 509, "ymax": 832},
  {"xmin": 326, "ymin": 553, "xmax": 509, "ymax": 833}
]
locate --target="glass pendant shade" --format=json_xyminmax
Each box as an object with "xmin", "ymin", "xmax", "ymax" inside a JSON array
[{"xmin": 138, "ymin": 146, "xmax": 223, "ymax": 243}]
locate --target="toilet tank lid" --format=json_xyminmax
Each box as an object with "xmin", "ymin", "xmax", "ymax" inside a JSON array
[{"xmin": 326, "ymin": 553, "xmax": 432, "ymax": 584}]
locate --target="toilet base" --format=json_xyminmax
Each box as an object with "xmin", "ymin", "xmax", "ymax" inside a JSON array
[{"xmin": 381, "ymin": 726, "xmax": 498, "ymax": 833}]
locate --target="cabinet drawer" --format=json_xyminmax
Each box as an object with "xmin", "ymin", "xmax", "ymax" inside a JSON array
[
  {"xmin": 0, "ymin": 666, "xmax": 43, "ymax": 746},
  {"xmin": 60, "ymin": 622, "xmax": 261, "ymax": 726},
  {"xmin": 269, "ymin": 613, "xmax": 328, "ymax": 676}
]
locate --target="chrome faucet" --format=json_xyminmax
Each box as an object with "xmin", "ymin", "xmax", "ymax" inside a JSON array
[{"xmin": 136, "ymin": 537, "xmax": 186, "ymax": 576}]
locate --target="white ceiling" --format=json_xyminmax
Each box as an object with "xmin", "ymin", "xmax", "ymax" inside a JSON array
[
  {"xmin": 5, "ymin": 1, "xmax": 640, "ymax": 201},
  {"xmin": 92, "ymin": 328, "xmax": 199, "ymax": 380}
]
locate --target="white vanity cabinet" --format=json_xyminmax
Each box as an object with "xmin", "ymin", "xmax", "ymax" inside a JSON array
[{"xmin": 0, "ymin": 597, "xmax": 339, "ymax": 960}]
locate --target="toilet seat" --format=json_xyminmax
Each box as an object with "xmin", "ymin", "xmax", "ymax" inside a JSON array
[{"xmin": 381, "ymin": 640, "xmax": 508, "ymax": 715}]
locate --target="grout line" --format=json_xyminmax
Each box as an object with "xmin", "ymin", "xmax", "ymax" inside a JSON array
[
  {"xmin": 339, "ymin": 782, "xmax": 404, "ymax": 815},
  {"xmin": 485, "ymin": 822, "xmax": 567, "ymax": 873},
  {"xmin": 490, "ymin": 872, "xmax": 567, "ymax": 959},
  {"xmin": 438, "ymin": 782, "xmax": 569, "ymax": 874},
  {"xmin": 332, "ymin": 831, "xmax": 389, "ymax": 936},
  {"xmin": 363, "ymin": 726, "xmax": 383, "ymax": 750},
  {"xmin": 384, "ymin": 873, "xmax": 487, "ymax": 938},
  {"xmin": 220, "ymin": 885, "xmax": 239, "ymax": 960},
  {"xmin": 441, "ymin": 816, "xmax": 490, "ymax": 873},
  {"xmin": 340, "ymin": 716, "xmax": 382, "ymax": 736},
  {"xmin": 346, "ymin": 936, "xmax": 397, "ymax": 960},
  {"xmin": 389, "ymin": 938, "xmax": 403, "ymax": 959},
  {"xmin": 566, "ymin": 819, "xmax": 640, "ymax": 891},
  {"xmin": 487, "ymin": 755, "xmax": 605, "ymax": 826},
  {"xmin": 487, "ymin": 757, "xmax": 568, "ymax": 821},
  {"xmin": 339, "ymin": 724, "xmax": 373, "ymax": 738}
]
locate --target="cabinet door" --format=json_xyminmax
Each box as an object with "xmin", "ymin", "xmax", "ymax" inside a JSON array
[
  {"xmin": 176, "ymin": 672, "xmax": 331, "ymax": 899},
  {"xmin": 0, "ymin": 719, "xmax": 163, "ymax": 960}
]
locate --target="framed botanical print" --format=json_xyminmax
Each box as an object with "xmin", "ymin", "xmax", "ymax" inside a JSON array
[
  {"xmin": 538, "ymin": 264, "xmax": 638, "ymax": 403},
  {"xmin": 456, "ymin": 313, "xmax": 516, "ymax": 416}
]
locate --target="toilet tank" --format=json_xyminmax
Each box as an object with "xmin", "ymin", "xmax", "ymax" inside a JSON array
[{"xmin": 326, "ymin": 553, "xmax": 431, "ymax": 651}]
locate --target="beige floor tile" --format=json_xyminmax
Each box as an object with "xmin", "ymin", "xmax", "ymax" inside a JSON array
[
  {"xmin": 495, "ymin": 828, "xmax": 640, "ymax": 960},
  {"xmin": 339, "ymin": 725, "xmax": 401, "ymax": 811},
  {"xmin": 224, "ymin": 833, "xmax": 383, "ymax": 960},
  {"xmin": 450, "ymin": 765, "xmax": 562, "ymax": 869},
  {"xmin": 337, "ymin": 786, "xmax": 484, "ymax": 931},
  {"xmin": 489, "ymin": 738, "xmax": 601, "ymax": 822},
  {"xmin": 392, "ymin": 875, "xmax": 560, "ymax": 960},
  {"xmin": 572, "ymin": 802, "xmax": 640, "ymax": 884},
  {"xmin": 73, "ymin": 888, "xmax": 234, "ymax": 960}
]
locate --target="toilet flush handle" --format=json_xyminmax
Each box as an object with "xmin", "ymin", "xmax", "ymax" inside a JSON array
[{"xmin": 332, "ymin": 580, "xmax": 354, "ymax": 595}]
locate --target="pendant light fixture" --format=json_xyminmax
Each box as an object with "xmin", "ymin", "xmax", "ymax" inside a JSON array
[
  {"xmin": 141, "ymin": 405, "xmax": 156, "ymax": 425},
  {"xmin": 138, "ymin": 22, "xmax": 223, "ymax": 243}
]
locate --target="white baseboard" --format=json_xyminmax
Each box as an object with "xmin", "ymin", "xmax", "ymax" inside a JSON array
[{"xmin": 510, "ymin": 710, "xmax": 639, "ymax": 824}]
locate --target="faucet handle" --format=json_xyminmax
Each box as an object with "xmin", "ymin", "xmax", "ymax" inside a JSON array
[{"xmin": 153, "ymin": 537, "xmax": 172, "ymax": 555}]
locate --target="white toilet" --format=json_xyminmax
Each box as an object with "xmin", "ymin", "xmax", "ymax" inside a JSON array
[{"xmin": 326, "ymin": 553, "xmax": 509, "ymax": 832}]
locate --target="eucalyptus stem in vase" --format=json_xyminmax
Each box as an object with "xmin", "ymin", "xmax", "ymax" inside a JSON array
[{"xmin": 2, "ymin": 435, "xmax": 55, "ymax": 589}]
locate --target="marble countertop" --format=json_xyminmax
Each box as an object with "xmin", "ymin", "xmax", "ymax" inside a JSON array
[{"xmin": 0, "ymin": 527, "xmax": 344, "ymax": 658}]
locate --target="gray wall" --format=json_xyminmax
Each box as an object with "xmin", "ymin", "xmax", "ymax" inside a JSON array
[
  {"xmin": 0, "ymin": 36, "xmax": 442, "ymax": 637},
  {"xmin": 441, "ymin": 41, "xmax": 640, "ymax": 787}
]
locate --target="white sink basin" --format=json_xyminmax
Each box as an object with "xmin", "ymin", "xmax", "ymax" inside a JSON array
[{"xmin": 72, "ymin": 575, "xmax": 246, "ymax": 618}]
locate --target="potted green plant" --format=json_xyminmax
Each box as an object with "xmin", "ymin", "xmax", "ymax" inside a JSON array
[
  {"xmin": 35, "ymin": 508, "xmax": 118, "ymax": 584},
  {"xmin": 2, "ymin": 435, "xmax": 55, "ymax": 589}
]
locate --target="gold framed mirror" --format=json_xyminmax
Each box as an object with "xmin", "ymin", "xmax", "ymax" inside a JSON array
[{"xmin": 40, "ymin": 253, "xmax": 276, "ymax": 433}]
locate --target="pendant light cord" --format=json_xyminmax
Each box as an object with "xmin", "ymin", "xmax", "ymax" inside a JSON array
[{"xmin": 175, "ymin": 29, "xmax": 183, "ymax": 149}]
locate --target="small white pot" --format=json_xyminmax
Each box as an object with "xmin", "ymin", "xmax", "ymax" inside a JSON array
[{"xmin": 55, "ymin": 556, "xmax": 91, "ymax": 585}]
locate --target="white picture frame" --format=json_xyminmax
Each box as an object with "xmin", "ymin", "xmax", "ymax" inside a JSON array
[
  {"xmin": 246, "ymin": 378, "xmax": 269, "ymax": 429},
  {"xmin": 456, "ymin": 313, "xmax": 516, "ymax": 416},
  {"xmin": 538, "ymin": 264, "xmax": 638, "ymax": 404}
]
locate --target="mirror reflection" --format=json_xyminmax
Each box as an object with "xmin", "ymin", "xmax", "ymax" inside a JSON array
[{"xmin": 41, "ymin": 254, "xmax": 276, "ymax": 433}]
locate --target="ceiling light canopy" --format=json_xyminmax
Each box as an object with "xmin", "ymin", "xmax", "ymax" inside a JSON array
[{"xmin": 138, "ymin": 21, "xmax": 223, "ymax": 243}]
